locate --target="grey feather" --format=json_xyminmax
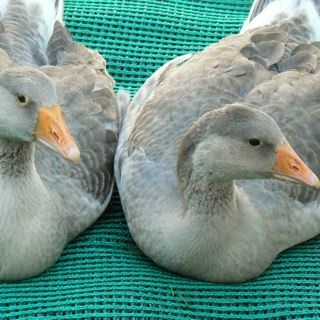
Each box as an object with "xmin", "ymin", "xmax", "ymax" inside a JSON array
[
  {"xmin": 115, "ymin": 6, "xmax": 320, "ymax": 283},
  {"xmin": 0, "ymin": 1, "xmax": 118, "ymax": 280},
  {"xmin": 0, "ymin": 0, "xmax": 51, "ymax": 66},
  {"xmin": 39, "ymin": 21, "xmax": 118, "ymax": 240}
]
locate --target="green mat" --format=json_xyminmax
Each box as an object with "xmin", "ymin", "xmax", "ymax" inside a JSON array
[{"xmin": 1, "ymin": 0, "xmax": 320, "ymax": 319}]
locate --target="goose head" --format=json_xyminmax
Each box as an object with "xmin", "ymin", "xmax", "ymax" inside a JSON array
[
  {"xmin": 0, "ymin": 66, "xmax": 80, "ymax": 162},
  {"xmin": 178, "ymin": 104, "xmax": 319, "ymax": 190}
]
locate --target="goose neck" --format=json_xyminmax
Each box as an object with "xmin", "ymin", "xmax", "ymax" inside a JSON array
[
  {"xmin": 0, "ymin": 138, "xmax": 35, "ymax": 176},
  {"xmin": 181, "ymin": 169, "xmax": 237, "ymax": 216}
]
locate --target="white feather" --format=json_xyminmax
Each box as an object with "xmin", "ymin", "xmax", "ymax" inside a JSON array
[{"xmin": 241, "ymin": 0, "xmax": 320, "ymax": 42}]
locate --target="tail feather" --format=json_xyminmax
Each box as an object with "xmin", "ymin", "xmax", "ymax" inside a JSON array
[
  {"xmin": 245, "ymin": 0, "xmax": 278, "ymax": 25},
  {"xmin": 55, "ymin": 0, "xmax": 64, "ymax": 24},
  {"xmin": 20, "ymin": 0, "xmax": 57, "ymax": 51},
  {"xmin": 0, "ymin": 0, "xmax": 59, "ymax": 66},
  {"xmin": 0, "ymin": 0, "xmax": 63, "ymax": 50},
  {"xmin": 46, "ymin": 20, "xmax": 73, "ymax": 65},
  {"xmin": 0, "ymin": 0, "xmax": 9, "ymax": 17},
  {"xmin": 241, "ymin": 0, "xmax": 320, "ymax": 42}
]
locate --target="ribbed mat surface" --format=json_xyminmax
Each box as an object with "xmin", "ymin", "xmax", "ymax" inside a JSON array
[{"xmin": 1, "ymin": 0, "xmax": 320, "ymax": 319}]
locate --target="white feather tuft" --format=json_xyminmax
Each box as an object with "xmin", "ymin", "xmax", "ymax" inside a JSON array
[{"xmin": 241, "ymin": 0, "xmax": 320, "ymax": 42}]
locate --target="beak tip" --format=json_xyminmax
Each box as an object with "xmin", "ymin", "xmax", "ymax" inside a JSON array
[
  {"xmin": 35, "ymin": 105, "xmax": 81, "ymax": 163},
  {"xmin": 307, "ymin": 171, "xmax": 320, "ymax": 189},
  {"xmin": 65, "ymin": 146, "xmax": 80, "ymax": 163},
  {"xmin": 273, "ymin": 140, "xmax": 320, "ymax": 190}
]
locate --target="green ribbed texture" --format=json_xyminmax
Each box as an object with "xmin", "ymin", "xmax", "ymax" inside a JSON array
[{"xmin": 1, "ymin": 0, "xmax": 320, "ymax": 319}]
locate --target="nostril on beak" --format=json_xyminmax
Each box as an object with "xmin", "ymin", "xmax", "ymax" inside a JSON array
[
  {"xmin": 51, "ymin": 130, "xmax": 60, "ymax": 142},
  {"xmin": 291, "ymin": 163, "xmax": 300, "ymax": 172}
]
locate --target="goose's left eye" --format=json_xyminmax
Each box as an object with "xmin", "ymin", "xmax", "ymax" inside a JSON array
[
  {"xmin": 17, "ymin": 94, "xmax": 28, "ymax": 106},
  {"xmin": 248, "ymin": 138, "xmax": 263, "ymax": 147}
]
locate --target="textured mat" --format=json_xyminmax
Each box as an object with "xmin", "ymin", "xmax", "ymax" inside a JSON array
[{"xmin": 1, "ymin": 0, "xmax": 320, "ymax": 319}]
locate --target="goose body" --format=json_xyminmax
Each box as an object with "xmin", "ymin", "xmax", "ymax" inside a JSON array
[
  {"xmin": 0, "ymin": 0, "xmax": 118, "ymax": 280},
  {"xmin": 115, "ymin": 0, "xmax": 320, "ymax": 283}
]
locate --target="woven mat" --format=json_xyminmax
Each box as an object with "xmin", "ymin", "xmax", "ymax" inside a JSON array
[{"xmin": 1, "ymin": 0, "xmax": 320, "ymax": 319}]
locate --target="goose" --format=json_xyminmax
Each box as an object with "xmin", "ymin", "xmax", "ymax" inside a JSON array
[
  {"xmin": 0, "ymin": 0, "xmax": 118, "ymax": 281},
  {"xmin": 115, "ymin": 0, "xmax": 320, "ymax": 283}
]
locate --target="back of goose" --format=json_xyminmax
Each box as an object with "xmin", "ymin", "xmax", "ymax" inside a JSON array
[{"xmin": 38, "ymin": 20, "xmax": 118, "ymax": 240}]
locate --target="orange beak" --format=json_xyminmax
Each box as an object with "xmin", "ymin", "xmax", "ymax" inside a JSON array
[
  {"xmin": 33, "ymin": 105, "xmax": 80, "ymax": 163},
  {"xmin": 272, "ymin": 140, "xmax": 320, "ymax": 189}
]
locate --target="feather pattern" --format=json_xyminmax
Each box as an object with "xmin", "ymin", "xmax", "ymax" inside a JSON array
[
  {"xmin": 115, "ymin": 1, "xmax": 320, "ymax": 282},
  {"xmin": 38, "ymin": 23, "xmax": 118, "ymax": 238},
  {"xmin": 0, "ymin": 1, "xmax": 118, "ymax": 280}
]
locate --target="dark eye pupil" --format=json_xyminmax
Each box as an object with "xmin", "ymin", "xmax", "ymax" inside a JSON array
[
  {"xmin": 249, "ymin": 138, "xmax": 261, "ymax": 146},
  {"xmin": 18, "ymin": 94, "xmax": 26, "ymax": 103}
]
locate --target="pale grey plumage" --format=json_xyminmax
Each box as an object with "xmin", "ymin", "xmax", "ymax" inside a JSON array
[
  {"xmin": 0, "ymin": 0, "xmax": 118, "ymax": 280},
  {"xmin": 115, "ymin": 0, "xmax": 320, "ymax": 283},
  {"xmin": 38, "ymin": 21, "xmax": 118, "ymax": 240}
]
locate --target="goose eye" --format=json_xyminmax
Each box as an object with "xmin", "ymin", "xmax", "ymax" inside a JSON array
[
  {"xmin": 17, "ymin": 94, "xmax": 28, "ymax": 105},
  {"xmin": 248, "ymin": 138, "xmax": 262, "ymax": 147}
]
